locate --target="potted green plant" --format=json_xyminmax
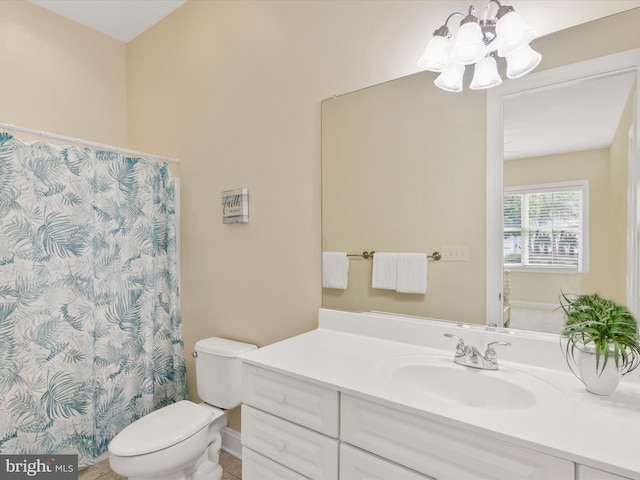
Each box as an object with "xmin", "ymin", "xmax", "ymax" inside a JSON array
[{"xmin": 560, "ymin": 292, "xmax": 640, "ymax": 395}]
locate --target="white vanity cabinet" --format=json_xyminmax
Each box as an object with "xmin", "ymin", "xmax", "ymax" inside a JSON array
[
  {"xmin": 238, "ymin": 311, "xmax": 640, "ymax": 479},
  {"xmin": 241, "ymin": 364, "xmax": 340, "ymax": 479},
  {"xmin": 241, "ymin": 363, "xmax": 579, "ymax": 480},
  {"xmin": 341, "ymin": 394, "xmax": 574, "ymax": 480}
]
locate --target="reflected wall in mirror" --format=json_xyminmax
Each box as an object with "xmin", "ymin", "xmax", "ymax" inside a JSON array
[
  {"xmin": 322, "ymin": 8, "xmax": 640, "ymax": 334},
  {"xmin": 495, "ymin": 67, "xmax": 637, "ymax": 334},
  {"xmin": 322, "ymin": 72, "xmax": 486, "ymax": 324}
]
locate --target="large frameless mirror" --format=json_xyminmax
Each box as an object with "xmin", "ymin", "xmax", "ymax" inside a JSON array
[{"xmin": 322, "ymin": 9, "xmax": 640, "ymax": 335}]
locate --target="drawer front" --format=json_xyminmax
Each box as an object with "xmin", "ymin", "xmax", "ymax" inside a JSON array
[
  {"xmin": 242, "ymin": 363, "xmax": 339, "ymax": 437},
  {"xmin": 340, "ymin": 443, "xmax": 433, "ymax": 480},
  {"xmin": 341, "ymin": 395, "xmax": 574, "ymax": 480},
  {"xmin": 576, "ymin": 465, "xmax": 632, "ymax": 480},
  {"xmin": 241, "ymin": 405, "xmax": 339, "ymax": 480},
  {"xmin": 242, "ymin": 447, "xmax": 309, "ymax": 480}
]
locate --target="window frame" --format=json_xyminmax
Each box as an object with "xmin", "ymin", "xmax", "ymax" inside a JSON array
[{"xmin": 503, "ymin": 180, "xmax": 590, "ymax": 273}]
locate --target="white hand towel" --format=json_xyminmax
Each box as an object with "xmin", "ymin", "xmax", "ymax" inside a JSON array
[
  {"xmin": 396, "ymin": 253, "xmax": 427, "ymax": 294},
  {"xmin": 322, "ymin": 252, "xmax": 349, "ymax": 289},
  {"xmin": 372, "ymin": 252, "xmax": 398, "ymax": 290}
]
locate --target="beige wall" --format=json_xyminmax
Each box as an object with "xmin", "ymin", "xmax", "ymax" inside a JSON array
[
  {"xmin": 123, "ymin": 0, "xmax": 466, "ymax": 429},
  {"xmin": 0, "ymin": 1, "xmax": 126, "ymax": 145},
  {"xmin": 3, "ymin": 0, "xmax": 640, "ymax": 433}
]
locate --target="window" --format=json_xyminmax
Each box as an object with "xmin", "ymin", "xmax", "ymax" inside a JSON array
[{"xmin": 504, "ymin": 181, "xmax": 589, "ymax": 272}]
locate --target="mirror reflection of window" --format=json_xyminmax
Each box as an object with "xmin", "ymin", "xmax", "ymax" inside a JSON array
[{"xmin": 503, "ymin": 181, "xmax": 588, "ymax": 272}]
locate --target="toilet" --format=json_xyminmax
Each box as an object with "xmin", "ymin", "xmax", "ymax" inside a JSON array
[{"xmin": 108, "ymin": 337, "xmax": 257, "ymax": 480}]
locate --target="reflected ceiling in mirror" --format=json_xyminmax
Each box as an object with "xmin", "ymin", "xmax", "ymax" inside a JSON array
[{"xmin": 504, "ymin": 71, "xmax": 636, "ymax": 161}]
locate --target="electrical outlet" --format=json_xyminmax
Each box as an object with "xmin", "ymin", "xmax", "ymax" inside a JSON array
[{"xmin": 441, "ymin": 246, "xmax": 469, "ymax": 261}]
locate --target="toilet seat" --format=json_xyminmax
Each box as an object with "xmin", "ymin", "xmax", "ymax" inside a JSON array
[{"xmin": 109, "ymin": 400, "xmax": 214, "ymax": 457}]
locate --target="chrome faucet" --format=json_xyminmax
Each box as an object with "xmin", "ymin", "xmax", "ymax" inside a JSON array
[{"xmin": 443, "ymin": 334, "xmax": 510, "ymax": 370}]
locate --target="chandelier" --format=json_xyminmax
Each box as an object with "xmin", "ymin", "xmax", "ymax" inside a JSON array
[{"xmin": 417, "ymin": 0, "xmax": 541, "ymax": 92}]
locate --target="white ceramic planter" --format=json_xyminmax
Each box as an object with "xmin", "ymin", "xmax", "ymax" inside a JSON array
[{"xmin": 578, "ymin": 350, "xmax": 622, "ymax": 395}]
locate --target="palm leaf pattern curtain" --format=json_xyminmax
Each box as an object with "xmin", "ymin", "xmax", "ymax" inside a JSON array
[{"xmin": 0, "ymin": 133, "xmax": 185, "ymax": 466}]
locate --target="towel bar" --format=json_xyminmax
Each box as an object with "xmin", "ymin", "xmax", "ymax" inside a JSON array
[{"xmin": 347, "ymin": 251, "xmax": 441, "ymax": 261}]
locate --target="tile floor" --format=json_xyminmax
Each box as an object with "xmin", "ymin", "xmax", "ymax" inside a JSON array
[{"xmin": 78, "ymin": 451, "xmax": 241, "ymax": 480}]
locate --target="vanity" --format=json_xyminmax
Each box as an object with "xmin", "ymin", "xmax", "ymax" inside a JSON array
[{"xmin": 240, "ymin": 308, "xmax": 640, "ymax": 480}]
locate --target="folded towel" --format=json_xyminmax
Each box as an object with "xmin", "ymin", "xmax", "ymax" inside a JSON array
[
  {"xmin": 322, "ymin": 252, "xmax": 349, "ymax": 289},
  {"xmin": 372, "ymin": 252, "xmax": 398, "ymax": 290},
  {"xmin": 396, "ymin": 253, "xmax": 427, "ymax": 294}
]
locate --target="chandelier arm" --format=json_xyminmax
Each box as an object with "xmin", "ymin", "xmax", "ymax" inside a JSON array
[
  {"xmin": 483, "ymin": 0, "xmax": 516, "ymax": 23},
  {"xmin": 444, "ymin": 11, "xmax": 465, "ymax": 27},
  {"xmin": 483, "ymin": 0, "xmax": 501, "ymax": 25},
  {"xmin": 460, "ymin": 6, "xmax": 480, "ymax": 26},
  {"xmin": 433, "ymin": 11, "xmax": 465, "ymax": 37}
]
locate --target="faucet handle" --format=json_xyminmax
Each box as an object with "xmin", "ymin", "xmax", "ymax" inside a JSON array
[
  {"xmin": 443, "ymin": 333, "xmax": 466, "ymax": 356},
  {"xmin": 484, "ymin": 341, "xmax": 511, "ymax": 361}
]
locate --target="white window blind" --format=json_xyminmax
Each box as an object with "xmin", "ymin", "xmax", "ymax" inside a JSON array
[{"xmin": 504, "ymin": 181, "xmax": 589, "ymax": 272}]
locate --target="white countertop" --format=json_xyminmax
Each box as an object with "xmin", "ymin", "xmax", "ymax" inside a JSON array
[{"xmin": 240, "ymin": 309, "xmax": 640, "ymax": 479}]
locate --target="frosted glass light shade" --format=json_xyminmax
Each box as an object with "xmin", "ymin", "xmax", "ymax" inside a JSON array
[
  {"xmin": 434, "ymin": 62, "xmax": 465, "ymax": 92},
  {"xmin": 451, "ymin": 22, "xmax": 486, "ymax": 65},
  {"xmin": 506, "ymin": 44, "xmax": 542, "ymax": 78},
  {"xmin": 470, "ymin": 56, "xmax": 502, "ymax": 90},
  {"xmin": 496, "ymin": 10, "xmax": 535, "ymax": 57},
  {"xmin": 417, "ymin": 35, "xmax": 451, "ymax": 72}
]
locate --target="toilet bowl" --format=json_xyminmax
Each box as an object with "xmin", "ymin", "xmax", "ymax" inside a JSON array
[
  {"xmin": 109, "ymin": 401, "xmax": 224, "ymax": 480},
  {"xmin": 108, "ymin": 337, "xmax": 257, "ymax": 480}
]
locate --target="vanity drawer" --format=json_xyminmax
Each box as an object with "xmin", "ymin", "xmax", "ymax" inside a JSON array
[
  {"xmin": 242, "ymin": 363, "xmax": 339, "ymax": 437},
  {"xmin": 341, "ymin": 395, "xmax": 574, "ymax": 480},
  {"xmin": 576, "ymin": 465, "xmax": 632, "ymax": 480},
  {"xmin": 242, "ymin": 447, "xmax": 309, "ymax": 480},
  {"xmin": 241, "ymin": 405, "xmax": 339, "ymax": 480},
  {"xmin": 340, "ymin": 443, "xmax": 433, "ymax": 480}
]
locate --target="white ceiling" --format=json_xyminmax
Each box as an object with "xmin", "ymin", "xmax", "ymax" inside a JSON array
[
  {"xmin": 28, "ymin": 0, "xmax": 187, "ymax": 43},
  {"xmin": 28, "ymin": 1, "xmax": 640, "ymax": 44},
  {"xmin": 504, "ymin": 71, "xmax": 637, "ymax": 161}
]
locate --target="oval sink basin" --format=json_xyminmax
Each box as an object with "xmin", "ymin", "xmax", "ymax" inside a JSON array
[{"xmin": 376, "ymin": 354, "xmax": 563, "ymax": 410}]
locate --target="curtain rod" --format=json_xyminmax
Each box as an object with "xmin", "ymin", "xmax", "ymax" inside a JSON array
[{"xmin": 0, "ymin": 122, "xmax": 179, "ymax": 164}]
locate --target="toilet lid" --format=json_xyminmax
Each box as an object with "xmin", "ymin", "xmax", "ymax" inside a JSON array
[{"xmin": 108, "ymin": 400, "xmax": 215, "ymax": 457}]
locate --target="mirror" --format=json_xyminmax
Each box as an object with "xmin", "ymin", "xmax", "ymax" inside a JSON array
[
  {"xmin": 322, "ymin": 70, "xmax": 486, "ymax": 323},
  {"xmin": 322, "ymin": 8, "xmax": 640, "ymax": 334},
  {"xmin": 487, "ymin": 57, "xmax": 638, "ymax": 334}
]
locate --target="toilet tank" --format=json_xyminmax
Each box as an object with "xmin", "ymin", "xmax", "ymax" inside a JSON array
[{"xmin": 194, "ymin": 337, "xmax": 257, "ymax": 409}]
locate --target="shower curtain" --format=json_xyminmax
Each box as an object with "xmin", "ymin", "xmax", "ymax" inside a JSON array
[{"xmin": 0, "ymin": 133, "xmax": 186, "ymax": 465}]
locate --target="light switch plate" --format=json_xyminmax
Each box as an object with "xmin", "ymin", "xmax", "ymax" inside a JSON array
[{"xmin": 441, "ymin": 246, "xmax": 469, "ymax": 261}]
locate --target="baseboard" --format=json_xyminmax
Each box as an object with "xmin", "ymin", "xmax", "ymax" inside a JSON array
[
  {"xmin": 95, "ymin": 450, "xmax": 109, "ymax": 464},
  {"xmin": 221, "ymin": 427, "xmax": 242, "ymax": 459}
]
